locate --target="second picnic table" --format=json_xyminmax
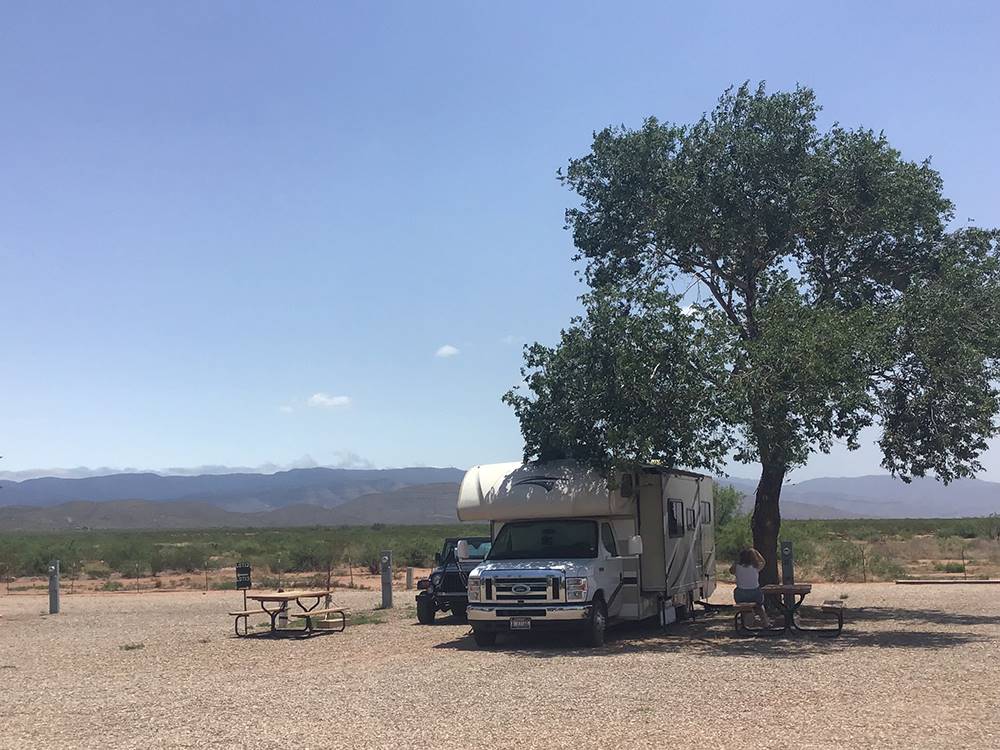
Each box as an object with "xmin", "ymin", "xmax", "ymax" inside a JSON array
[{"xmin": 245, "ymin": 589, "xmax": 344, "ymax": 635}]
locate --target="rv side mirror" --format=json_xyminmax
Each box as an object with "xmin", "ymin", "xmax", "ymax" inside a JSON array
[
  {"xmin": 628, "ymin": 535, "xmax": 643, "ymax": 556},
  {"xmin": 456, "ymin": 540, "xmax": 470, "ymax": 560}
]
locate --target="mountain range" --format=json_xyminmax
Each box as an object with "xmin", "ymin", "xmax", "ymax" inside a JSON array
[
  {"xmin": 0, "ymin": 467, "xmax": 997, "ymax": 531},
  {"xmin": 0, "ymin": 467, "xmax": 464, "ymax": 511},
  {"xmin": 721, "ymin": 474, "xmax": 1000, "ymax": 519}
]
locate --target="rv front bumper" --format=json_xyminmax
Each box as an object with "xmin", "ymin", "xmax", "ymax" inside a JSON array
[{"xmin": 467, "ymin": 604, "xmax": 591, "ymax": 622}]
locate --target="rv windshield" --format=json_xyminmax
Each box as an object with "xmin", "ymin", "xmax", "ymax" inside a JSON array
[{"xmin": 488, "ymin": 520, "xmax": 598, "ymax": 560}]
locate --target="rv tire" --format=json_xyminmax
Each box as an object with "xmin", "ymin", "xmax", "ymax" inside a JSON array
[
  {"xmin": 583, "ymin": 597, "xmax": 607, "ymax": 648},
  {"xmin": 472, "ymin": 626, "xmax": 497, "ymax": 647}
]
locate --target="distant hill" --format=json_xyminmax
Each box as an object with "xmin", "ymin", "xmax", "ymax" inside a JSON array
[
  {"xmin": 1, "ymin": 465, "xmax": 997, "ymax": 531},
  {"xmin": 0, "ymin": 467, "xmax": 465, "ymax": 511},
  {"xmin": 718, "ymin": 475, "xmax": 1000, "ymax": 518},
  {"xmin": 0, "ymin": 483, "xmax": 465, "ymax": 531}
]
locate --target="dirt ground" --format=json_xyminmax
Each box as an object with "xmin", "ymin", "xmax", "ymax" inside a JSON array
[{"xmin": 2, "ymin": 582, "xmax": 998, "ymax": 750}]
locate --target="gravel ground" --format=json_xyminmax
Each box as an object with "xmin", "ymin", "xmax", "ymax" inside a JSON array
[{"xmin": 2, "ymin": 582, "xmax": 998, "ymax": 749}]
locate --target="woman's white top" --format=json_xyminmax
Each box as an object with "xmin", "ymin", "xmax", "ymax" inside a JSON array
[{"xmin": 734, "ymin": 564, "xmax": 760, "ymax": 589}]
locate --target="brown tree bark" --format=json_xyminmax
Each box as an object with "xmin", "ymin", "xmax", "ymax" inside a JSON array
[{"xmin": 751, "ymin": 459, "xmax": 786, "ymax": 585}]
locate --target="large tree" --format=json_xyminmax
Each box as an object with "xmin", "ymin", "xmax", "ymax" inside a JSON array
[{"xmin": 507, "ymin": 83, "xmax": 1000, "ymax": 583}]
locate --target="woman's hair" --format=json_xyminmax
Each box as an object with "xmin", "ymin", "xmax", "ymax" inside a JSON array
[{"xmin": 738, "ymin": 548, "xmax": 765, "ymax": 568}]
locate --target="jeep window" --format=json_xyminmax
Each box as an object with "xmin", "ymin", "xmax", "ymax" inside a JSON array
[
  {"xmin": 464, "ymin": 540, "xmax": 492, "ymax": 558},
  {"xmin": 442, "ymin": 538, "xmax": 491, "ymax": 561},
  {"xmin": 601, "ymin": 523, "xmax": 618, "ymax": 556},
  {"xmin": 488, "ymin": 520, "xmax": 598, "ymax": 560},
  {"xmin": 667, "ymin": 499, "xmax": 685, "ymax": 538}
]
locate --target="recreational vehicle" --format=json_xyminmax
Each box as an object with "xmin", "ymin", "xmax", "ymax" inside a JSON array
[{"xmin": 456, "ymin": 460, "xmax": 715, "ymax": 647}]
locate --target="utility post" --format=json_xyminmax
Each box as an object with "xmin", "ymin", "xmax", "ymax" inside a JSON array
[
  {"xmin": 48, "ymin": 560, "xmax": 60, "ymax": 614},
  {"xmin": 380, "ymin": 550, "xmax": 393, "ymax": 609}
]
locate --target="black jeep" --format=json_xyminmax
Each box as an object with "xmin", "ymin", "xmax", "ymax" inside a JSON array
[{"xmin": 415, "ymin": 537, "xmax": 491, "ymax": 624}]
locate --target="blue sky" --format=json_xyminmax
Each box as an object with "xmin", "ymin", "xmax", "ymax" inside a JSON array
[{"xmin": 2, "ymin": 1, "xmax": 999, "ymax": 480}]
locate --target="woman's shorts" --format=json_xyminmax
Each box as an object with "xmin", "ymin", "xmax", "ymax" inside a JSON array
[{"xmin": 734, "ymin": 587, "xmax": 764, "ymax": 604}]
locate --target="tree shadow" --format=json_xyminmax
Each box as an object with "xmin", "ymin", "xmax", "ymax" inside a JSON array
[
  {"xmin": 847, "ymin": 607, "xmax": 998, "ymax": 627},
  {"xmin": 432, "ymin": 606, "xmax": 989, "ymax": 659}
]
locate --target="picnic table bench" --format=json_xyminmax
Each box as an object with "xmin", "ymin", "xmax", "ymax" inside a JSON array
[
  {"xmin": 289, "ymin": 607, "xmax": 348, "ymax": 634},
  {"xmin": 228, "ymin": 608, "xmax": 269, "ymax": 637}
]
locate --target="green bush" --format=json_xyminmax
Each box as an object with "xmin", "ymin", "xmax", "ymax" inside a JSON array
[
  {"xmin": 822, "ymin": 541, "xmax": 865, "ymax": 581},
  {"xmin": 715, "ymin": 516, "xmax": 751, "ymax": 563},
  {"xmin": 867, "ymin": 553, "xmax": 905, "ymax": 580},
  {"xmin": 934, "ymin": 562, "xmax": 966, "ymax": 573}
]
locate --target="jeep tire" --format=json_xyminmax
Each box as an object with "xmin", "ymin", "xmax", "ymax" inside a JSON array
[{"xmin": 416, "ymin": 595, "xmax": 436, "ymax": 625}]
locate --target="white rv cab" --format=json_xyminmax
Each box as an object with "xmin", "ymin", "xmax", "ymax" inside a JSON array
[{"xmin": 457, "ymin": 460, "xmax": 715, "ymax": 647}]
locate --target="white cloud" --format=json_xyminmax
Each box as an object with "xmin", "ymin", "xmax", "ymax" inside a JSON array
[
  {"xmin": 435, "ymin": 344, "xmax": 460, "ymax": 358},
  {"xmin": 307, "ymin": 393, "xmax": 352, "ymax": 409}
]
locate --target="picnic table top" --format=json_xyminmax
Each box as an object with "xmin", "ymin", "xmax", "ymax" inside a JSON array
[
  {"xmin": 761, "ymin": 583, "xmax": 813, "ymax": 594},
  {"xmin": 246, "ymin": 590, "xmax": 332, "ymax": 602}
]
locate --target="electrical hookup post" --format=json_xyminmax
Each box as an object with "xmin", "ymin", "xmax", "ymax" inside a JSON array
[
  {"xmin": 48, "ymin": 559, "xmax": 60, "ymax": 614},
  {"xmin": 780, "ymin": 541, "xmax": 795, "ymax": 584},
  {"xmin": 380, "ymin": 550, "xmax": 393, "ymax": 609}
]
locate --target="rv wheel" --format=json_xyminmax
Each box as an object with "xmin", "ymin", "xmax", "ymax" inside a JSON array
[
  {"xmin": 472, "ymin": 626, "xmax": 497, "ymax": 647},
  {"xmin": 416, "ymin": 596, "xmax": 436, "ymax": 625},
  {"xmin": 583, "ymin": 598, "xmax": 607, "ymax": 647}
]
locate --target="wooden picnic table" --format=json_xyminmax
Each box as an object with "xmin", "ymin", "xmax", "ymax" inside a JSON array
[
  {"xmin": 759, "ymin": 583, "xmax": 842, "ymax": 635},
  {"xmin": 246, "ymin": 590, "xmax": 333, "ymax": 634},
  {"xmin": 761, "ymin": 583, "xmax": 812, "ymax": 633}
]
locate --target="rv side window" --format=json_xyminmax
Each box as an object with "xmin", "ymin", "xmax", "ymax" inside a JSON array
[
  {"xmin": 701, "ymin": 500, "xmax": 712, "ymax": 525},
  {"xmin": 600, "ymin": 523, "xmax": 618, "ymax": 556},
  {"xmin": 686, "ymin": 507, "xmax": 696, "ymax": 530},
  {"xmin": 667, "ymin": 500, "xmax": 684, "ymax": 538}
]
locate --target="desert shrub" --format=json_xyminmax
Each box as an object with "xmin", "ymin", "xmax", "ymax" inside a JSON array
[
  {"xmin": 867, "ymin": 553, "xmax": 905, "ymax": 580},
  {"xmin": 101, "ymin": 580, "xmax": 123, "ymax": 592},
  {"xmin": 399, "ymin": 545, "xmax": 430, "ymax": 568},
  {"xmin": 822, "ymin": 542, "xmax": 865, "ymax": 581},
  {"xmin": 934, "ymin": 562, "xmax": 966, "ymax": 573},
  {"xmin": 153, "ymin": 544, "xmax": 209, "ymax": 573}
]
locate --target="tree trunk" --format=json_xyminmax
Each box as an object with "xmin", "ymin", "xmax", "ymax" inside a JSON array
[{"xmin": 751, "ymin": 460, "xmax": 786, "ymax": 586}]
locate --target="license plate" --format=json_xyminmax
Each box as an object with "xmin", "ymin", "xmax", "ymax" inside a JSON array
[{"xmin": 509, "ymin": 617, "xmax": 531, "ymax": 630}]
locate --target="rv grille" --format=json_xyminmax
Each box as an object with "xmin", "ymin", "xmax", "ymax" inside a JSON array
[{"xmin": 481, "ymin": 574, "xmax": 563, "ymax": 604}]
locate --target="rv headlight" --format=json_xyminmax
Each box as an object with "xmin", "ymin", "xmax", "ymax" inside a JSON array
[
  {"xmin": 566, "ymin": 577, "xmax": 588, "ymax": 601},
  {"xmin": 467, "ymin": 577, "xmax": 481, "ymax": 602}
]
